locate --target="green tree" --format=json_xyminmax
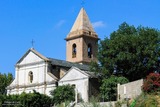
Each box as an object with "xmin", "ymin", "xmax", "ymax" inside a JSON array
[
  {"xmin": 97, "ymin": 22, "xmax": 160, "ymax": 81},
  {"xmin": 0, "ymin": 73, "xmax": 13, "ymax": 95},
  {"xmin": 100, "ymin": 75, "xmax": 128, "ymax": 101},
  {"xmin": 50, "ymin": 84, "xmax": 75, "ymax": 104}
]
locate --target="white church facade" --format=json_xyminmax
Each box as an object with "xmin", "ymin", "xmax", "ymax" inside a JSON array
[{"xmin": 7, "ymin": 8, "xmax": 99, "ymax": 102}]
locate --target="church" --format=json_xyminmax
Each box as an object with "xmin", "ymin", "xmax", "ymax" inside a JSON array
[{"xmin": 7, "ymin": 8, "xmax": 99, "ymax": 102}]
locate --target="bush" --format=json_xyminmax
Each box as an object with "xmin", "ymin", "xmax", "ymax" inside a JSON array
[
  {"xmin": 100, "ymin": 76, "xmax": 129, "ymax": 101},
  {"xmin": 134, "ymin": 93, "xmax": 158, "ymax": 107},
  {"xmin": 0, "ymin": 91, "xmax": 52, "ymax": 107},
  {"xmin": 50, "ymin": 84, "xmax": 75, "ymax": 104},
  {"xmin": 18, "ymin": 90, "xmax": 52, "ymax": 107},
  {"xmin": 142, "ymin": 73, "xmax": 160, "ymax": 93}
]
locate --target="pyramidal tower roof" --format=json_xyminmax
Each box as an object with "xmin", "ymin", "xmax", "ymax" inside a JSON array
[
  {"xmin": 65, "ymin": 8, "xmax": 98, "ymax": 40},
  {"xmin": 70, "ymin": 8, "xmax": 94, "ymax": 33}
]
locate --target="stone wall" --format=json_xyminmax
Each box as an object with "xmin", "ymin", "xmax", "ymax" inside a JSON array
[
  {"xmin": 117, "ymin": 79, "xmax": 143, "ymax": 101},
  {"xmin": 75, "ymin": 101, "xmax": 116, "ymax": 107}
]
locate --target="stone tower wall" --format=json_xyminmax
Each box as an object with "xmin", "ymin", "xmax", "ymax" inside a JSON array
[
  {"xmin": 82, "ymin": 37, "xmax": 98, "ymax": 63},
  {"xmin": 65, "ymin": 8, "xmax": 99, "ymax": 64},
  {"xmin": 66, "ymin": 38, "xmax": 83, "ymax": 63}
]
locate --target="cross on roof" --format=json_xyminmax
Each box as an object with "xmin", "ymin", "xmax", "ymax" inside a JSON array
[{"xmin": 31, "ymin": 39, "xmax": 35, "ymax": 48}]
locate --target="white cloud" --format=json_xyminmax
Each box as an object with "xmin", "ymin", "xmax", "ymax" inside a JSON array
[
  {"xmin": 55, "ymin": 20, "xmax": 66, "ymax": 28},
  {"xmin": 92, "ymin": 21, "xmax": 105, "ymax": 28}
]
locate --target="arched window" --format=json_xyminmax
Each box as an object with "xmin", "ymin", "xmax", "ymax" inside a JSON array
[
  {"xmin": 72, "ymin": 44, "xmax": 77, "ymax": 58},
  {"xmin": 88, "ymin": 44, "xmax": 92, "ymax": 58},
  {"xmin": 29, "ymin": 71, "xmax": 33, "ymax": 83}
]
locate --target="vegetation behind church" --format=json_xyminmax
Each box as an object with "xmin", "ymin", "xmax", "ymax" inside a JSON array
[
  {"xmin": 90, "ymin": 22, "xmax": 160, "ymax": 101},
  {"xmin": 92, "ymin": 22, "xmax": 160, "ymax": 81},
  {"xmin": 0, "ymin": 73, "xmax": 13, "ymax": 95}
]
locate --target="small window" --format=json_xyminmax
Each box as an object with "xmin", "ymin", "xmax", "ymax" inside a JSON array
[
  {"xmin": 29, "ymin": 71, "xmax": 33, "ymax": 83},
  {"xmin": 72, "ymin": 44, "xmax": 77, "ymax": 58},
  {"xmin": 88, "ymin": 44, "xmax": 92, "ymax": 58}
]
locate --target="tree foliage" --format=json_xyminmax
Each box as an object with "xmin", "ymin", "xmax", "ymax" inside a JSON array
[
  {"xmin": 0, "ymin": 73, "xmax": 13, "ymax": 95},
  {"xmin": 100, "ymin": 76, "xmax": 128, "ymax": 101},
  {"xmin": 97, "ymin": 22, "xmax": 160, "ymax": 81},
  {"xmin": 0, "ymin": 90, "xmax": 52, "ymax": 107},
  {"xmin": 50, "ymin": 84, "xmax": 75, "ymax": 104},
  {"xmin": 142, "ymin": 73, "xmax": 160, "ymax": 93}
]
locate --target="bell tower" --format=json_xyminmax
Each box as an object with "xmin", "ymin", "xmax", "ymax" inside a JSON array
[{"xmin": 65, "ymin": 8, "xmax": 99, "ymax": 64}]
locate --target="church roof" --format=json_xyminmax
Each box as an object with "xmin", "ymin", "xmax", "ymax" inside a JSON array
[
  {"xmin": 48, "ymin": 58, "xmax": 89, "ymax": 71},
  {"xmin": 16, "ymin": 48, "xmax": 89, "ymax": 71},
  {"xmin": 66, "ymin": 8, "xmax": 98, "ymax": 40},
  {"xmin": 70, "ymin": 8, "xmax": 95, "ymax": 33}
]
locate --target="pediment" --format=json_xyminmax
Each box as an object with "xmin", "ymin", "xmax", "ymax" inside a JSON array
[
  {"xmin": 59, "ymin": 67, "xmax": 89, "ymax": 82},
  {"xmin": 17, "ymin": 48, "xmax": 49, "ymax": 65}
]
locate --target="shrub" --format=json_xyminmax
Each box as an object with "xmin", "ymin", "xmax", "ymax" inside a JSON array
[
  {"xmin": 142, "ymin": 73, "xmax": 160, "ymax": 93},
  {"xmin": 0, "ymin": 91, "xmax": 52, "ymax": 107},
  {"xmin": 100, "ymin": 76, "xmax": 129, "ymax": 101},
  {"xmin": 50, "ymin": 84, "xmax": 75, "ymax": 104},
  {"xmin": 18, "ymin": 90, "xmax": 52, "ymax": 107},
  {"xmin": 134, "ymin": 93, "xmax": 158, "ymax": 107}
]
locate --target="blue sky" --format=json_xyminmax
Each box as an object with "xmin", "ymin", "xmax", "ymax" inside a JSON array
[{"xmin": 0, "ymin": 0, "xmax": 160, "ymax": 76}]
